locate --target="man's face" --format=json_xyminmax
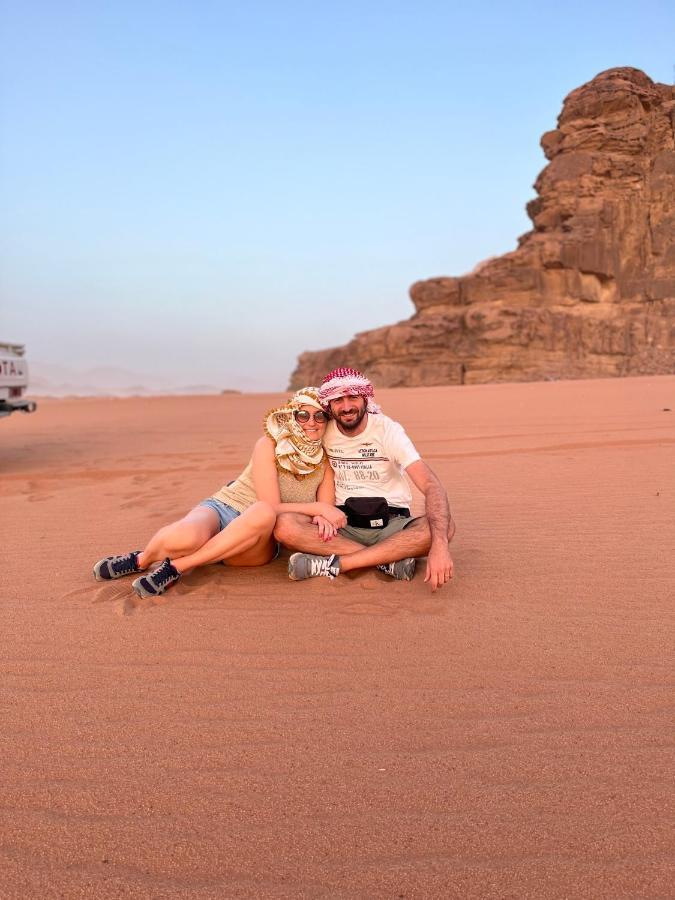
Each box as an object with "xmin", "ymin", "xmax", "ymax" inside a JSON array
[{"xmin": 329, "ymin": 394, "xmax": 368, "ymax": 433}]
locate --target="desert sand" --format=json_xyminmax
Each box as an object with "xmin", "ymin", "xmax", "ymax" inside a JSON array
[{"xmin": 2, "ymin": 376, "xmax": 673, "ymax": 899}]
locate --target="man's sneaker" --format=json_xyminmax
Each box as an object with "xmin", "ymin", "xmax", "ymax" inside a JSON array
[
  {"xmin": 93, "ymin": 551, "xmax": 142, "ymax": 581},
  {"xmin": 132, "ymin": 559, "xmax": 181, "ymax": 598},
  {"xmin": 376, "ymin": 557, "xmax": 416, "ymax": 581},
  {"xmin": 288, "ymin": 553, "xmax": 341, "ymax": 581}
]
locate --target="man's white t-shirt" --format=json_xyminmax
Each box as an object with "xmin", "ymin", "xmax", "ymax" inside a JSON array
[{"xmin": 324, "ymin": 413, "xmax": 421, "ymax": 508}]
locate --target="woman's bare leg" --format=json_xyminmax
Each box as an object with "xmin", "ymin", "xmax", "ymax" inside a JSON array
[
  {"xmin": 137, "ymin": 506, "xmax": 220, "ymax": 569},
  {"xmin": 171, "ymin": 501, "xmax": 277, "ymax": 573}
]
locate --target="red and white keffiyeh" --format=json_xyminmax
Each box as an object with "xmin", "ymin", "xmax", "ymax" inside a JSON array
[{"xmin": 318, "ymin": 367, "xmax": 381, "ymax": 413}]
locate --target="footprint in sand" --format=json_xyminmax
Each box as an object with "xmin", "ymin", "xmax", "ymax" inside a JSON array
[
  {"xmin": 119, "ymin": 496, "xmax": 147, "ymax": 510},
  {"xmin": 339, "ymin": 596, "xmax": 446, "ymax": 617},
  {"xmin": 335, "ymin": 577, "xmax": 447, "ymax": 617},
  {"xmin": 121, "ymin": 590, "xmax": 171, "ymax": 616},
  {"xmin": 59, "ymin": 581, "xmax": 169, "ymax": 617},
  {"xmin": 120, "ymin": 489, "xmax": 162, "ymax": 510},
  {"xmin": 23, "ymin": 480, "xmax": 54, "ymax": 502},
  {"xmin": 61, "ymin": 582, "xmax": 130, "ymax": 611}
]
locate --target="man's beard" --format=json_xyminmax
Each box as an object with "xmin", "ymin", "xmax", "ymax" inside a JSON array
[{"xmin": 335, "ymin": 403, "xmax": 367, "ymax": 432}]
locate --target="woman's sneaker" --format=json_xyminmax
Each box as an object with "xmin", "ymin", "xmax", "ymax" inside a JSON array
[
  {"xmin": 132, "ymin": 559, "xmax": 181, "ymax": 598},
  {"xmin": 288, "ymin": 553, "xmax": 341, "ymax": 580},
  {"xmin": 376, "ymin": 557, "xmax": 416, "ymax": 581},
  {"xmin": 93, "ymin": 551, "xmax": 142, "ymax": 581}
]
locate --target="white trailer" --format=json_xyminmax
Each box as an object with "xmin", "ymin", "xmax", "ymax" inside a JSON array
[{"xmin": 0, "ymin": 342, "xmax": 37, "ymax": 418}]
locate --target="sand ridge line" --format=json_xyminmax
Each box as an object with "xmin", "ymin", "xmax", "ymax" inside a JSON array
[
  {"xmin": 416, "ymin": 422, "xmax": 675, "ymax": 444},
  {"xmin": 0, "ymin": 465, "xmax": 204, "ymax": 485},
  {"xmin": 424, "ymin": 435, "xmax": 675, "ymax": 460},
  {"xmin": 62, "ymin": 572, "xmax": 451, "ymax": 620},
  {"xmin": 0, "ymin": 844, "xmax": 285, "ymax": 898},
  {"xmin": 1, "ymin": 465, "xmax": 246, "ymax": 503}
]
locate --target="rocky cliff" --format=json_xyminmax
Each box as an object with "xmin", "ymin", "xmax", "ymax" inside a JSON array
[{"xmin": 290, "ymin": 67, "xmax": 675, "ymax": 388}]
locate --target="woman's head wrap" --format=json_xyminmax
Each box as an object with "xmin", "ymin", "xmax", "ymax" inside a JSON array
[
  {"xmin": 264, "ymin": 387, "xmax": 325, "ymax": 477},
  {"xmin": 318, "ymin": 367, "xmax": 381, "ymax": 413}
]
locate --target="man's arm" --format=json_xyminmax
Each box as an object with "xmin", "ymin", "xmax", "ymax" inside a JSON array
[{"xmin": 405, "ymin": 459, "xmax": 455, "ymax": 591}]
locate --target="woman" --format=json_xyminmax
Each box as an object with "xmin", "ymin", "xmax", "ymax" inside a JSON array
[{"xmin": 92, "ymin": 387, "xmax": 346, "ymax": 598}]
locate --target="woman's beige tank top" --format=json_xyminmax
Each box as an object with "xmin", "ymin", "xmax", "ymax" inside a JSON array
[{"xmin": 211, "ymin": 458, "xmax": 325, "ymax": 513}]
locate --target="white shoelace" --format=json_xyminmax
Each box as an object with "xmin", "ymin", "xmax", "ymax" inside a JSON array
[{"xmin": 309, "ymin": 554, "xmax": 338, "ymax": 579}]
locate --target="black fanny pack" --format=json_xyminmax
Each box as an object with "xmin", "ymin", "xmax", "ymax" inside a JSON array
[
  {"xmin": 340, "ymin": 497, "xmax": 411, "ymax": 529},
  {"xmin": 342, "ymin": 497, "xmax": 389, "ymax": 529}
]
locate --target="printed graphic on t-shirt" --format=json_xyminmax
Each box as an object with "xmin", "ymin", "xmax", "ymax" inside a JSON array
[
  {"xmin": 328, "ymin": 453, "xmax": 388, "ymax": 485},
  {"xmin": 323, "ymin": 414, "xmax": 420, "ymax": 506}
]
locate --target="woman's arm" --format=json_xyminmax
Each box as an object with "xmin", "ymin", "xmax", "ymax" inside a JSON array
[
  {"xmin": 251, "ymin": 436, "xmax": 283, "ymax": 506},
  {"xmin": 313, "ymin": 463, "xmax": 342, "ymax": 539},
  {"xmin": 251, "ymin": 438, "xmax": 345, "ymax": 525},
  {"xmin": 316, "ymin": 460, "xmax": 336, "ymax": 505}
]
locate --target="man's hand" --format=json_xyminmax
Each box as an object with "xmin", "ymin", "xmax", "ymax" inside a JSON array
[
  {"xmin": 424, "ymin": 543, "xmax": 454, "ymax": 592},
  {"xmin": 316, "ymin": 504, "xmax": 347, "ymax": 530},
  {"xmin": 312, "ymin": 515, "xmax": 338, "ymax": 542},
  {"xmin": 405, "ymin": 459, "xmax": 455, "ymax": 591}
]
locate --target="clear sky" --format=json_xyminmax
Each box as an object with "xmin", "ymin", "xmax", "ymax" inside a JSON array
[{"xmin": 1, "ymin": 0, "xmax": 673, "ymax": 391}]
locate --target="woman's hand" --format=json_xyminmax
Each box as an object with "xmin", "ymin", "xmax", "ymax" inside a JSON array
[
  {"xmin": 315, "ymin": 504, "xmax": 347, "ymax": 529},
  {"xmin": 312, "ymin": 515, "xmax": 338, "ymax": 542}
]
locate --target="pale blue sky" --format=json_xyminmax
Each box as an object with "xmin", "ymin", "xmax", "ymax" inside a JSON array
[{"xmin": 1, "ymin": 1, "xmax": 673, "ymax": 390}]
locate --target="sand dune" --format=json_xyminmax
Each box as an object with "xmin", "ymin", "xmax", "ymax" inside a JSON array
[{"xmin": 2, "ymin": 377, "xmax": 674, "ymax": 898}]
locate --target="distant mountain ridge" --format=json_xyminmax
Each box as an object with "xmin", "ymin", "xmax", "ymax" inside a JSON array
[{"xmin": 28, "ymin": 362, "xmax": 223, "ymax": 397}]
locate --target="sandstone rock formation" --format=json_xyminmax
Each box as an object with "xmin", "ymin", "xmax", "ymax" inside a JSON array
[{"xmin": 290, "ymin": 67, "xmax": 675, "ymax": 388}]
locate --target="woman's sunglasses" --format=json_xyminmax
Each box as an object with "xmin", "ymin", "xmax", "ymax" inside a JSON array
[{"xmin": 294, "ymin": 409, "xmax": 329, "ymax": 424}]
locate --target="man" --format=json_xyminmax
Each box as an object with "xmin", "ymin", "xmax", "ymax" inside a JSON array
[{"xmin": 274, "ymin": 367, "xmax": 455, "ymax": 591}]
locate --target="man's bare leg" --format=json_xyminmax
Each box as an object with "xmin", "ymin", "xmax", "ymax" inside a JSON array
[
  {"xmin": 276, "ymin": 513, "xmax": 455, "ymax": 572},
  {"xmin": 338, "ymin": 517, "xmax": 434, "ymax": 572},
  {"xmin": 274, "ymin": 512, "xmax": 364, "ymax": 557}
]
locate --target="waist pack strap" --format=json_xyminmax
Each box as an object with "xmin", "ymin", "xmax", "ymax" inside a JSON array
[
  {"xmin": 388, "ymin": 506, "xmax": 411, "ymax": 519},
  {"xmin": 339, "ymin": 505, "xmax": 411, "ymax": 519}
]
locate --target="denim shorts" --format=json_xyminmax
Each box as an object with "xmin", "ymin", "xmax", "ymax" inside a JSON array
[
  {"xmin": 198, "ymin": 498, "xmax": 281, "ymax": 562},
  {"xmin": 199, "ymin": 498, "xmax": 241, "ymax": 532}
]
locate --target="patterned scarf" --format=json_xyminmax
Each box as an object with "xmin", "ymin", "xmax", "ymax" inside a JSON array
[{"xmin": 264, "ymin": 387, "xmax": 325, "ymax": 477}]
